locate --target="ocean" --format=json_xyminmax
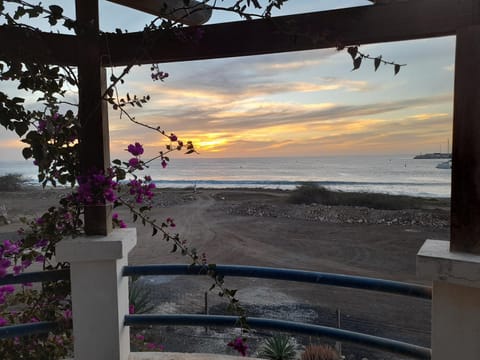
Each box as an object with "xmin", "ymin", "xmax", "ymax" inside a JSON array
[{"xmin": 0, "ymin": 155, "xmax": 451, "ymax": 198}]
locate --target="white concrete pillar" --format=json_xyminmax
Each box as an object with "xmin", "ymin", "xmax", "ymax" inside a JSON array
[
  {"xmin": 417, "ymin": 240, "xmax": 480, "ymax": 360},
  {"xmin": 57, "ymin": 228, "xmax": 137, "ymax": 360}
]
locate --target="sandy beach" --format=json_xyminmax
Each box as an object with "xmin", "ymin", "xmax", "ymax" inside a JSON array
[{"xmin": 0, "ymin": 187, "xmax": 450, "ymax": 359}]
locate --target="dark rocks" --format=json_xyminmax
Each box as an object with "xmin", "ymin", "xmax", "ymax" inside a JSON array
[{"xmin": 225, "ymin": 202, "xmax": 449, "ymax": 229}]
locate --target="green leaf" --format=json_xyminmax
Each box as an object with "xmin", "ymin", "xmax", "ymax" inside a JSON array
[
  {"xmin": 112, "ymin": 159, "xmax": 121, "ymax": 165},
  {"xmin": 152, "ymin": 227, "xmax": 158, "ymax": 236},
  {"xmin": 49, "ymin": 5, "xmax": 63, "ymax": 17},
  {"xmin": 347, "ymin": 46, "xmax": 358, "ymax": 60},
  {"xmin": 22, "ymin": 147, "xmax": 33, "ymax": 159},
  {"xmin": 394, "ymin": 64, "xmax": 401, "ymax": 75},
  {"xmin": 14, "ymin": 6, "xmax": 26, "ymax": 20},
  {"xmin": 15, "ymin": 122, "xmax": 28, "ymax": 136},
  {"xmin": 352, "ymin": 56, "xmax": 362, "ymax": 71},
  {"xmin": 374, "ymin": 56, "xmax": 382, "ymax": 71},
  {"xmin": 63, "ymin": 19, "xmax": 76, "ymax": 30},
  {"xmin": 116, "ymin": 168, "xmax": 126, "ymax": 181},
  {"xmin": 48, "ymin": 15, "xmax": 58, "ymax": 26}
]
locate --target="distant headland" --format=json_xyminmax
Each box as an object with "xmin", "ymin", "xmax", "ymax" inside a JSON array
[{"xmin": 413, "ymin": 153, "xmax": 452, "ymax": 159}]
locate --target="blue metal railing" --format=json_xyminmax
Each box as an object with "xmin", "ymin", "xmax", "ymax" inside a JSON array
[
  {"xmin": 0, "ymin": 265, "xmax": 432, "ymax": 358},
  {"xmin": 123, "ymin": 264, "xmax": 431, "ymax": 299},
  {"xmin": 0, "ymin": 321, "xmax": 59, "ymax": 339},
  {"xmin": 0, "ymin": 270, "xmax": 69, "ymax": 338},
  {"xmin": 125, "ymin": 314, "xmax": 431, "ymax": 360},
  {"xmin": 0, "ymin": 269, "xmax": 69, "ymax": 286},
  {"xmin": 123, "ymin": 264, "xmax": 432, "ymax": 359}
]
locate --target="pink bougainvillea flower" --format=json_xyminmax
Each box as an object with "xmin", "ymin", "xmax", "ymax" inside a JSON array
[
  {"xmin": 34, "ymin": 238, "xmax": 48, "ymax": 248},
  {"xmin": 128, "ymin": 157, "xmax": 141, "ymax": 169},
  {"xmin": 37, "ymin": 119, "xmax": 47, "ymax": 133},
  {"xmin": 104, "ymin": 188, "xmax": 117, "ymax": 203},
  {"xmin": 146, "ymin": 342, "xmax": 156, "ymax": 350},
  {"xmin": 166, "ymin": 217, "xmax": 176, "ymax": 228},
  {"xmin": 0, "ymin": 285, "xmax": 14, "ymax": 294},
  {"xmin": 169, "ymin": 133, "xmax": 177, "ymax": 142},
  {"xmin": 127, "ymin": 142, "xmax": 144, "ymax": 156},
  {"xmin": 63, "ymin": 309, "xmax": 72, "ymax": 320},
  {"xmin": 22, "ymin": 259, "xmax": 31, "ymax": 269},
  {"xmin": 13, "ymin": 265, "xmax": 22, "ymax": 275},
  {"xmin": 112, "ymin": 213, "xmax": 128, "ymax": 229},
  {"xmin": 55, "ymin": 335, "xmax": 64, "ymax": 345},
  {"xmin": 161, "ymin": 159, "xmax": 168, "ymax": 169},
  {"xmin": 227, "ymin": 337, "xmax": 248, "ymax": 356},
  {"xmin": 77, "ymin": 169, "xmax": 119, "ymax": 205},
  {"xmin": 129, "ymin": 304, "xmax": 135, "ymax": 314}
]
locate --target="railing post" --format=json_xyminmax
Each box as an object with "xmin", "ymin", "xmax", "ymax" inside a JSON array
[{"xmin": 57, "ymin": 228, "xmax": 137, "ymax": 360}]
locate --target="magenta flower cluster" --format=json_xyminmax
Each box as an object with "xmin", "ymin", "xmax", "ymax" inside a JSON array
[
  {"xmin": 127, "ymin": 142, "xmax": 144, "ymax": 156},
  {"xmin": 0, "ymin": 239, "xmax": 29, "ymax": 309},
  {"xmin": 127, "ymin": 176, "xmax": 156, "ymax": 204},
  {"xmin": 227, "ymin": 337, "xmax": 248, "ymax": 356},
  {"xmin": 0, "ymin": 240, "xmax": 20, "ymax": 278},
  {"xmin": 132, "ymin": 332, "xmax": 164, "ymax": 352},
  {"xmin": 77, "ymin": 170, "xmax": 118, "ymax": 205},
  {"xmin": 112, "ymin": 213, "xmax": 127, "ymax": 229},
  {"xmin": 126, "ymin": 142, "xmax": 145, "ymax": 171}
]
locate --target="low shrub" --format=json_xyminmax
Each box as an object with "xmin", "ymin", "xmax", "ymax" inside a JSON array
[
  {"xmin": 301, "ymin": 344, "xmax": 341, "ymax": 360},
  {"xmin": 288, "ymin": 183, "xmax": 448, "ymax": 210},
  {"xmin": 129, "ymin": 278, "xmax": 155, "ymax": 314},
  {"xmin": 288, "ymin": 183, "xmax": 334, "ymax": 205},
  {"xmin": 258, "ymin": 334, "xmax": 296, "ymax": 360},
  {"xmin": 0, "ymin": 173, "xmax": 26, "ymax": 191}
]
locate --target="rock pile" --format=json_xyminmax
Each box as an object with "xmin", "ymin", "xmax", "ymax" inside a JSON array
[{"xmin": 225, "ymin": 202, "xmax": 449, "ymax": 229}]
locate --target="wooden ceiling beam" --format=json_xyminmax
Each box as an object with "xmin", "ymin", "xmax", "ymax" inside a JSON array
[
  {"xmin": 0, "ymin": 26, "xmax": 78, "ymax": 66},
  {"xmin": 103, "ymin": 0, "xmax": 480, "ymax": 66},
  {"xmin": 1, "ymin": 0, "xmax": 478, "ymax": 67}
]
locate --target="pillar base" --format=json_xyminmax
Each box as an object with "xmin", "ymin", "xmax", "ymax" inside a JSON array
[
  {"xmin": 57, "ymin": 228, "xmax": 137, "ymax": 360},
  {"xmin": 417, "ymin": 240, "xmax": 480, "ymax": 360}
]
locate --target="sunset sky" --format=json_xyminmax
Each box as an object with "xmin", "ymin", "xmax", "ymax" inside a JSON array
[{"xmin": 0, "ymin": 0, "xmax": 455, "ymax": 161}]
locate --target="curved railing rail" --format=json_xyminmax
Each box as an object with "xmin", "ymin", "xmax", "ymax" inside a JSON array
[
  {"xmin": 123, "ymin": 264, "xmax": 432, "ymax": 359},
  {"xmin": 0, "ymin": 265, "xmax": 432, "ymax": 359},
  {"xmin": 0, "ymin": 269, "xmax": 69, "ymax": 286},
  {"xmin": 0, "ymin": 270, "xmax": 69, "ymax": 339},
  {"xmin": 123, "ymin": 264, "xmax": 432, "ymax": 299},
  {"xmin": 125, "ymin": 314, "xmax": 431, "ymax": 360},
  {"xmin": 0, "ymin": 321, "xmax": 60, "ymax": 339}
]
